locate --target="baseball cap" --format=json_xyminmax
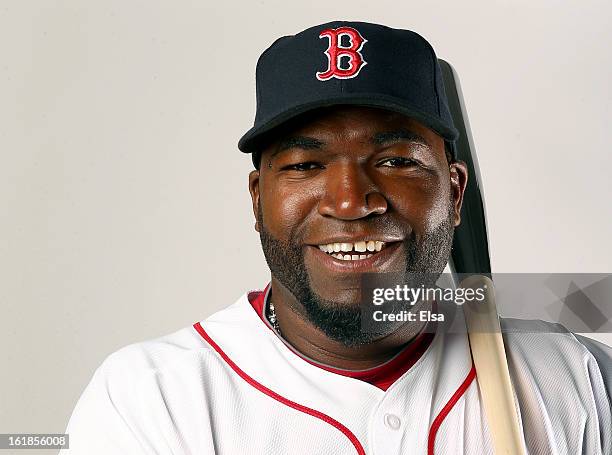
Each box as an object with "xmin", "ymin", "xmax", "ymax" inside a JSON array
[{"xmin": 238, "ymin": 21, "xmax": 459, "ymax": 167}]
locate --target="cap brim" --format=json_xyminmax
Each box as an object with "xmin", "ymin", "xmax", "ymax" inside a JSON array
[{"xmin": 238, "ymin": 93, "xmax": 459, "ymax": 156}]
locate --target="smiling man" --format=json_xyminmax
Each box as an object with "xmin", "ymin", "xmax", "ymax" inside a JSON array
[
  {"xmin": 63, "ymin": 21, "xmax": 611, "ymax": 454},
  {"xmin": 248, "ymin": 106, "xmax": 462, "ymax": 366}
]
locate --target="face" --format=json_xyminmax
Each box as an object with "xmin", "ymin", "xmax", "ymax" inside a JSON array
[{"xmin": 249, "ymin": 106, "xmax": 467, "ymax": 345}]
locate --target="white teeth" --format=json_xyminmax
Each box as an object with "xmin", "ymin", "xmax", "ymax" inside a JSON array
[
  {"xmin": 319, "ymin": 241, "xmax": 387, "ymax": 258},
  {"xmin": 340, "ymin": 243, "xmax": 352, "ymax": 252},
  {"xmin": 328, "ymin": 252, "xmax": 376, "ymax": 261}
]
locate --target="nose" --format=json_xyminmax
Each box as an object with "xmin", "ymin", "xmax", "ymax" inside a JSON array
[{"xmin": 318, "ymin": 163, "xmax": 388, "ymax": 220}]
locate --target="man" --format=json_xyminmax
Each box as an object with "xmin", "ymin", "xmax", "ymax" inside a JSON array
[{"xmin": 63, "ymin": 21, "xmax": 611, "ymax": 454}]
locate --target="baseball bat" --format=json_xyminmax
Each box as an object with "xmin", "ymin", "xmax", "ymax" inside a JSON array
[{"xmin": 439, "ymin": 60, "xmax": 526, "ymax": 455}]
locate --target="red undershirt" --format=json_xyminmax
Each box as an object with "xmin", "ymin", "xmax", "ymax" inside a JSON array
[{"xmin": 248, "ymin": 286, "xmax": 435, "ymax": 391}]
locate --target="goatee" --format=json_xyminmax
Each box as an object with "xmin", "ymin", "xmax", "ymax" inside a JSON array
[{"xmin": 257, "ymin": 204, "xmax": 455, "ymax": 347}]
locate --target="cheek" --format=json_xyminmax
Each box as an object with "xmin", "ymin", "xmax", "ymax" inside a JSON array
[
  {"xmin": 384, "ymin": 177, "xmax": 451, "ymax": 231},
  {"xmin": 261, "ymin": 183, "xmax": 320, "ymax": 240}
]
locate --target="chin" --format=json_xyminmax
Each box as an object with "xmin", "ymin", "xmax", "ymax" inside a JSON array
[{"xmin": 308, "ymin": 284, "xmax": 363, "ymax": 308}]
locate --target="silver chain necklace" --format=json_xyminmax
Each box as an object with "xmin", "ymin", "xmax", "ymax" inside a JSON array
[{"xmin": 266, "ymin": 301, "xmax": 281, "ymax": 335}]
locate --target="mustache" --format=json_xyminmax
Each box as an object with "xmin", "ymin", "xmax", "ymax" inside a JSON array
[{"xmin": 287, "ymin": 216, "xmax": 411, "ymax": 246}]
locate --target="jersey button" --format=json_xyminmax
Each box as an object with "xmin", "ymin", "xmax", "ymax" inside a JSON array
[{"xmin": 384, "ymin": 413, "xmax": 401, "ymax": 430}]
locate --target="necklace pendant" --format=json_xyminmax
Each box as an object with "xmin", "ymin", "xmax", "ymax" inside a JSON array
[{"xmin": 267, "ymin": 302, "xmax": 281, "ymax": 335}]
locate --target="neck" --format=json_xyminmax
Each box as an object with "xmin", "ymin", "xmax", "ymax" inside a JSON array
[{"xmin": 269, "ymin": 277, "xmax": 430, "ymax": 370}]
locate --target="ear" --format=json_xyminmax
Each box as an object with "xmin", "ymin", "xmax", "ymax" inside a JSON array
[
  {"xmin": 449, "ymin": 161, "xmax": 468, "ymax": 226},
  {"xmin": 248, "ymin": 170, "xmax": 261, "ymax": 232}
]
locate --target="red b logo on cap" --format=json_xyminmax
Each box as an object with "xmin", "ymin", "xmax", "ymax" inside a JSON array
[{"xmin": 316, "ymin": 26, "xmax": 367, "ymax": 81}]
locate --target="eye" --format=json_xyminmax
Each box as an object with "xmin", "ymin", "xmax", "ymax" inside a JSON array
[
  {"xmin": 282, "ymin": 162, "xmax": 323, "ymax": 171},
  {"xmin": 377, "ymin": 157, "xmax": 419, "ymax": 168}
]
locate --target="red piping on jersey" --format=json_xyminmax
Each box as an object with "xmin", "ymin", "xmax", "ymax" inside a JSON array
[
  {"xmin": 427, "ymin": 365, "xmax": 477, "ymax": 455},
  {"xmin": 193, "ymin": 322, "xmax": 366, "ymax": 455},
  {"xmin": 247, "ymin": 287, "xmax": 435, "ymax": 391}
]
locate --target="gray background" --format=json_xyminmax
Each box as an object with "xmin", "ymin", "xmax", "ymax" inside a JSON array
[{"xmin": 1, "ymin": 0, "xmax": 611, "ymax": 450}]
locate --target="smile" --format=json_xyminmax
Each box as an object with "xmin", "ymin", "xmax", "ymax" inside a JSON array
[
  {"xmin": 317, "ymin": 240, "xmax": 387, "ymax": 261},
  {"xmin": 306, "ymin": 239, "xmax": 402, "ymax": 273}
]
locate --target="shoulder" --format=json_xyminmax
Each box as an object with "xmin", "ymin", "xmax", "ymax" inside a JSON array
[
  {"xmin": 98, "ymin": 325, "xmax": 209, "ymax": 382},
  {"xmin": 101, "ymin": 294, "xmax": 256, "ymax": 381},
  {"xmin": 501, "ymin": 317, "xmax": 611, "ymax": 364},
  {"xmin": 500, "ymin": 319, "xmax": 612, "ymax": 453},
  {"xmin": 501, "ymin": 317, "xmax": 611, "ymax": 382},
  {"xmin": 66, "ymin": 293, "xmax": 254, "ymax": 422},
  {"xmin": 63, "ymin": 295, "xmax": 257, "ymax": 454},
  {"xmin": 92, "ymin": 292, "xmax": 261, "ymax": 394}
]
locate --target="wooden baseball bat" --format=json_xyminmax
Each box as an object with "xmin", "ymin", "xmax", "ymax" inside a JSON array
[
  {"xmin": 461, "ymin": 275, "xmax": 526, "ymax": 455},
  {"xmin": 439, "ymin": 60, "xmax": 526, "ymax": 454}
]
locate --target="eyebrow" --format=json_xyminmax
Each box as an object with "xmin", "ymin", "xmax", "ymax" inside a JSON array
[
  {"xmin": 372, "ymin": 129, "xmax": 429, "ymax": 147},
  {"xmin": 269, "ymin": 136, "xmax": 325, "ymax": 161},
  {"xmin": 277, "ymin": 136, "xmax": 324, "ymax": 151}
]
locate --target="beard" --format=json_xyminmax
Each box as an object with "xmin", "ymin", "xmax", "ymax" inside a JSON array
[{"xmin": 258, "ymin": 202, "xmax": 455, "ymax": 347}]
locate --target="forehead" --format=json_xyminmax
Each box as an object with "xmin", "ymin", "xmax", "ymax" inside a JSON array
[
  {"xmin": 260, "ymin": 105, "xmax": 443, "ymax": 153},
  {"xmin": 294, "ymin": 105, "xmax": 427, "ymax": 132}
]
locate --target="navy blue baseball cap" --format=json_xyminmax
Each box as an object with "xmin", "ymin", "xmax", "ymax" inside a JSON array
[{"xmin": 238, "ymin": 21, "xmax": 459, "ymax": 167}]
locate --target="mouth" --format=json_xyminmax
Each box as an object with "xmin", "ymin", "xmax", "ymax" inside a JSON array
[
  {"xmin": 306, "ymin": 238, "xmax": 403, "ymax": 273},
  {"xmin": 317, "ymin": 240, "xmax": 387, "ymax": 261}
]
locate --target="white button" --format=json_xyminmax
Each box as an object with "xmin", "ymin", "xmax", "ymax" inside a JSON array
[{"xmin": 384, "ymin": 413, "xmax": 401, "ymax": 430}]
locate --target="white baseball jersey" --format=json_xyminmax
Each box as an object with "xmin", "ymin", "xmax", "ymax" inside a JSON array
[{"xmin": 62, "ymin": 288, "xmax": 612, "ymax": 454}]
